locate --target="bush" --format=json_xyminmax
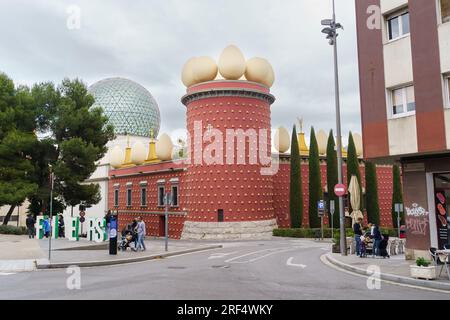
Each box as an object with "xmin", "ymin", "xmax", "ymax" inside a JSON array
[
  {"xmin": 416, "ymin": 257, "xmax": 431, "ymax": 267},
  {"xmin": 0, "ymin": 225, "xmax": 27, "ymax": 235}
]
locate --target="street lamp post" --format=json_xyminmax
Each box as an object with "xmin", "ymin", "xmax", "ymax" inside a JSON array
[
  {"xmin": 48, "ymin": 166, "xmax": 55, "ymax": 261},
  {"xmin": 322, "ymin": 0, "xmax": 347, "ymax": 256}
]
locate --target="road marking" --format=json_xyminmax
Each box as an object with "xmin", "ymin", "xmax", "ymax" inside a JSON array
[
  {"xmin": 0, "ymin": 272, "xmax": 16, "ymax": 276},
  {"xmin": 208, "ymin": 251, "xmax": 240, "ymax": 260},
  {"xmin": 286, "ymin": 257, "xmax": 307, "ymax": 268},
  {"xmin": 225, "ymin": 248, "xmax": 296, "ymax": 264}
]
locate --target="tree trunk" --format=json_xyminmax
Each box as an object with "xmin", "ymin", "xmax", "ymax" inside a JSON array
[{"xmin": 2, "ymin": 204, "xmax": 17, "ymax": 226}]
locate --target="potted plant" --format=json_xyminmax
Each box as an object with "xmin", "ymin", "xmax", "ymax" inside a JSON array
[{"xmin": 410, "ymin": 257, "xmax": 436, "ymax": 280}]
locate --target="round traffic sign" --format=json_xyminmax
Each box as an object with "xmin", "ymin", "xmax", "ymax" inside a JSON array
[
  {"xmin": 80, "ymin": 216, "xmax": 85, "ymax": 223},
  {"xmin": 334, "ymin": 184, "xmax": 347, "ymax": 197},
  {"xmin": 79, "ymin": 211, "xmax": 86, "ymax": 217}
]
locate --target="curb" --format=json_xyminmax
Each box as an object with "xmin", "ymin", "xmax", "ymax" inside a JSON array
[
  {"xmin": 324, "ymin": 253, "xmax": 450, "ymax": 292},
  {"xmin": 36, "ymin": 245, "xmax": 222, "ymax": 269}
]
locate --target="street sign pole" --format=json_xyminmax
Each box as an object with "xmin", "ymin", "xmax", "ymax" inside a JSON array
[
  {"xmin": 48, "ymin": 170, "xmax": 54, "ymax": 261},
  {"xmin": 330, "ymin": 200, "xmax": 335, "ymax": 240},
  {"xmin": 395, "ymin": 203, "xmax": 403, "ymax": 239}
]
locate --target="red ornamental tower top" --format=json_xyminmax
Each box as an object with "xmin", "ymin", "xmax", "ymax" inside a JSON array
[{"xmin": 180, "ymin": 45, "xmax": 279, "ymax": 240}]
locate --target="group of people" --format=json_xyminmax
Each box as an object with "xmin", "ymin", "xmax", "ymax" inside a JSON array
[
  {"xmin": 25, "ymin": 213, "xmax": 65, "ymax": 239},
  {"xmin": 120, "ymin": 216, "xmax": 147, "ymax": 252},
  {"xmin": 353, "ymin": 218, "xmax": 384, "ymax": 258}
]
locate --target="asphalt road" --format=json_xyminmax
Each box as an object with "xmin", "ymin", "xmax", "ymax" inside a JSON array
[{"xmin": 1, "ymin": 239, "xmax": 449, "ymax": 300}]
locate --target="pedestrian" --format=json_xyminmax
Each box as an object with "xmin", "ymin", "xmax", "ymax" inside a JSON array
[
  {"xmin": 43, "ymin": 216, "xmax": 51, "ymax": 238},
  {"xmin": 359, "ymin": 230, "xmax": 368, "ymax": 258},
  {"xmin": 58, "ymin": 214, "xmax": 65, "ymax": 238},
  {"xmin": 353, "ymin": 217, "xmax": 363, "ymax": 256},
  {"xmin": 26, "ymin": 214, "xmax": 36, "ymax": 239},
  {"xmin": 135, "ymin": 216, "xmax": 146, "ymax": 252},
  {"xmin": 372, "ymin": 223, "xmax": 382, "ymax": 258}
]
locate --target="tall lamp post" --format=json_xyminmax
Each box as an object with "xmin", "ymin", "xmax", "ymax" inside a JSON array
[
  {"xmin": 321, "ymin": 0, "xmax": 347, "ymax": 255},
  {"xmin": 48, "ymin": 165, "xmax": 55, "ymax": 261}
]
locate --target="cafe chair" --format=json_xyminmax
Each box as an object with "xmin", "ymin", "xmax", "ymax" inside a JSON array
[{"xmin": 430, "ymin": 247, "xmax": 446, "ymax": 278}]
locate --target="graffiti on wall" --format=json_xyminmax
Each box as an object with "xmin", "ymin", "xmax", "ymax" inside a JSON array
[{"xmin": 405, "ymin": 203, "xmax": 429, "ymax": 236}]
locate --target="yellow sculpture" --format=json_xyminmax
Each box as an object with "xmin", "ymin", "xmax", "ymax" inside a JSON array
[
  {"xmin": 296, "ymin": 117, "xmax": 309, "ymax": 156},
  {"xmin": 121, "ymin": 134, "xmax": 135, "ymax": 168},
  {"xmin": 145, "ymin": 128, "xmax": 160, "ymax": 164}
]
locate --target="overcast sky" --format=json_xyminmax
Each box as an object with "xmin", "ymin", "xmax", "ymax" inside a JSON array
[{"xmin": 0, "ymin": 0, "xmax": 362, "ymax": 143}]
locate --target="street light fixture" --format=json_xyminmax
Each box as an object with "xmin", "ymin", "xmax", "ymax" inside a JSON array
[{"xmin": 322, "ymin": 0, "xmax": 347, "ymax": 256}]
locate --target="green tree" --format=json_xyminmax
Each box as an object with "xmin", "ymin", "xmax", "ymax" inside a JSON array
[
  {"xmin": 346, "ymin": 132, "xmax": 362, "ymax": 213},
  {"xmin": 28, "ymin": 79, "xmax": 115, "ymax": 216},
  {"xmin": 290, "ymin": 125, "xmax": 303, "ymax": 228},
  {"xmin": 391, "ymin": 164, "xmax": 404, "ymax": 228},
  {"xmin": 308, "ymin": 127, "xmax": 322, "ymax": 228},
  {"xmin": 365, "ymin": 161, "xmax": 380, "ymax": 225},
  {"xmin": 326, "ymin": 130, "xmax": 339, "ymax": 228},
  {"xmin": 0, "ymin": 73, "xmax": 38, "ymax": 225}
]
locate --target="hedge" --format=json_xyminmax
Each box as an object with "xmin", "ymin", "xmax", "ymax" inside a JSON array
[
  {"xmin": 0, "ymin": 225, "xmax": 28, "ymax": 235},
  {"xmin": 273, "ymin": 227, "xmax": 399, "ymax": 239}
]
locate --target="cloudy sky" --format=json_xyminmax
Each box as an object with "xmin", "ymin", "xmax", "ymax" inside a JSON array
[{"xmin": 0, "ymin": 0, "xmax": 362, "ymax": 142}]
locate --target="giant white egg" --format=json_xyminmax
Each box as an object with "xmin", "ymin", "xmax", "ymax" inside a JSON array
[
  {"xmin": 156, "ymin": 133, "xmax": 174, "ymax": 161},
  {"xmin": 181, "ymin": 57, "xmax": 197, "ymax": 87},
  {"xmin": 110, "ymin": 146, "xmax": 124, "ymax": 169},
  {"xmin": 245, "ymin": 57, "xmax": 275, "ymax": 88},
  {"xmin": 274, "ymin": 127, "xmax": 290, "ymax": 153},
  {"xmin": 353, "ymin": 133, "xmax": 363, "ymax": 157},
  {"xmin": 317, "ymin": 130, "xmax": 328, "ymax": 155},
  {"xmin": 131, "ymin": 141, "xmax": 147, "ymax": 165},
  {"xmin": 193, "ymin": 56, "xmax": 218, "ymax": 84},
  {"xmin": 218, "ymin": 45, "xmax": 246, "ymax": 80}
]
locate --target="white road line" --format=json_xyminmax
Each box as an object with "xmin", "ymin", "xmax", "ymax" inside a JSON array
[
  {"xmin": 208, "ymin": 251, "xmax": 240, "ymax": 260},
  {"xmin": 0, "ymin": 272, "xmax": 16, "ymax": 276},
  {"xmin": 286, "ymin": 257, "xmax": 307, "ymax": 268},
  {"xmin": 225, "ymin": 247, "xmax": 296, "ymax": 264}
]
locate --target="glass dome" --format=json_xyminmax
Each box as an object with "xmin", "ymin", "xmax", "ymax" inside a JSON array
[{"xmin": 89, "ymin": 77, "xmax": 161, "ymax": 138}]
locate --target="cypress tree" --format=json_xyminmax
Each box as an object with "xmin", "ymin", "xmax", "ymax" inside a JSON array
[
  {"xmin": 365, "ymin": 161, "xmax": 380, "ymax": 225},
  {"xmin": 326, "ymin": 130, "xmax": 339, "ymax": 228},
  {"xmin": 391, "ymin": 165, "xmax": 404, "ymax": 228},
  {"xmin": 290, "ymin": 126, "xmax": 303, "ymax": 228},
  {"xmin": 346, "ymin": 132, "xmax": 362, "ymax": 213},
  {"xmin": 308, "ymin": 127, "xmax": 322, "ymax": 228}
]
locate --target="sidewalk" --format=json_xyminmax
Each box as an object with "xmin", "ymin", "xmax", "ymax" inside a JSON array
[
  {"xmin": 0, "ymin": 236, "xmax": 221, "ymax": 272},
  {"xmin": 325, "ymin": 252, "xmax": 450, "ymax": 292}
]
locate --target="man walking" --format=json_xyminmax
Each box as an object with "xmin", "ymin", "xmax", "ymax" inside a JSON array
[
  {"xmin": 136, "ymin": 216, "xmax": 146, "ymax": 252},
  {"xmin": 26, "ymin": 214, "xmax": 36, "ymax": 239},
  {"xmin": 372, "ymin": 223, "xmax": 382, "ymax": 258}
]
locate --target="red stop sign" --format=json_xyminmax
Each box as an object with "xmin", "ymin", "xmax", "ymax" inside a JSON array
[{"xmin": 334, "ymin": 184, "xmax": 347, "ymax": 197}]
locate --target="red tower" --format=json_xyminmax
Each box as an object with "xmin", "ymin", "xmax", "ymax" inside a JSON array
[{"xmin": 181, "ymin": 80, "xmax": 278, "ymax": 239}]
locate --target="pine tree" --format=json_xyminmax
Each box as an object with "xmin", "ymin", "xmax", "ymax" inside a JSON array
[
  {"xmin": 346, "ymin": 132, "xmax": 362, "ymax": 213},
  {"xmin": 0, "ymin": 73, "xmax": 38, "ymax": 225},
  {"xmin": 391, "ymin": 164, "xmax": 404, "ymax": 228},
  {"xmin": 290, "ymin": 126, "xmax": 303, "ymax": 228},
  {"xmin": 326, "ymin": 130, "xmax": 339, "ymax": 228},
  {"xmin": 308, "ymin": 127, "xmax": 322, "ymax": 228},
  {"xmin": 365, "ymin": 161, "xmax": 380, "ymax": 225}
]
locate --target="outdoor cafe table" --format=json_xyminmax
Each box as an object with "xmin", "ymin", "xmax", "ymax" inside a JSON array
[{"xmin": 436, "ymin": 249, "xmax": 450, "ymax": 280}]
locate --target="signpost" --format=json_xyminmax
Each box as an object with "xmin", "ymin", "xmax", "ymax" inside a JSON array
[
  {"xmin": 318, "ymin": 200, "xmax": 326, "ymax": 240},
  {"xmin": 334, "ymin": 184, "xmax": 346, "ymax": 197},
  {"xmin": 330, "ymin": 200, "xmax": 335, "ymax": 240},
  {"xmin": 109, "ymin": 212, "xmax": 118, "ymax": 255},
  {"xmin": 394, "ymin": 203, "xmax": 404, "ymax": 239},
  {"xmin": 165, "ymin": 193, "xmax": 171, "ymax": 252}
]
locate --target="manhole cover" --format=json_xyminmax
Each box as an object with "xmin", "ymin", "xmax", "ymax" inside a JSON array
[{"xmin": 168, "ymin": 266, "xmax": 186, "ymax": 270}]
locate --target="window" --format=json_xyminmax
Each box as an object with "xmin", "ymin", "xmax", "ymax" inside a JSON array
[
  {"xmin": 158, "ymin": 185, "xmax": 165, "ymax": 207},
  {"xmin": 141, "ymin": 187, "xmax": 147, "ymax": 207},
  {"xmin": 391, "ymin": 85, "xmax": 415, "ymax": 117},
  {"xmin": 171, "ymin": 185, "xmax": 179, "ymax": 207},
  {"xmin": 387, "ymin": 11, "xmax": 410, "ymax": 40},
  {"xmin": 114, "ymin": 189, "xmax": 119, "ymax": 207},
  {"xmin": 126, "ymin": 189, "xmax": 132, "ymax": 207},
  {"xmin": 441, "ymin": 0, "xmax": 450, "ymax": 23}
]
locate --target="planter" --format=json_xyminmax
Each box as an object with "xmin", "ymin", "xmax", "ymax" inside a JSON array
[{"xmin": 410, "ymin": 265, "xmax": 437, "ymax": 280}]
